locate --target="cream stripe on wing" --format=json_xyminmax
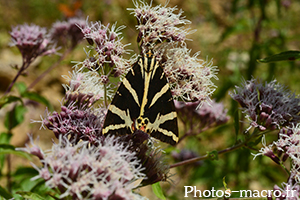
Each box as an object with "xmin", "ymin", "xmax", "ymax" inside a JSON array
[
  {"xmin": 146, "ymin": 111, "xmax": 178, "ymax": 142},
  {"xmin": 149, "ymin": 83, "xmax": 170, "ymax": 108},
  {"xmin": 139, "ymin": 71, "xmax": 151, "ymax": 116},
  {"xmin": 122, "ymin": 78, "xmax": 140, "ymax": 107},
  {"xmin": 151, "ymin": 62, "xmax": 159, "ymax": 80},
  {"xmin": 157, "ymin": 127, "xmax": 179, "ymax": 142},
  {"xmin": 102, "ymin": 105, "xmax": 133, "ymax": 134},
  {"xmin": 147, "ymin": 112, "xmax": 177, "ymax": 130}
]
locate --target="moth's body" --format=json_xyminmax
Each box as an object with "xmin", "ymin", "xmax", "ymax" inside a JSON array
[{"xmin": 102, "ymin": 51, "xmax": 178, "ymax": 145}]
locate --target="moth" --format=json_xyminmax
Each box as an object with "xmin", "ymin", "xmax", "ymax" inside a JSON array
[{"xmin": 102, "ymin": 50, "xmax": 178, "ymax": 145}]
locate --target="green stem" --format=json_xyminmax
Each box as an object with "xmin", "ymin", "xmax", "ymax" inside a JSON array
[
  {"xmin": 279, "ymin": 160, "xmax": 290, "ymax": 175},
  {"xmin": 104, "ymin": 83, "xmax": 108, "ymax": 108}
]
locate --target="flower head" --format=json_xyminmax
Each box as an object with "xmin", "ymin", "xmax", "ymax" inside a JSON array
[
  {"xmin": 230, "ymin": 79, "xmax": 300, "ymax": 131},
  {"xmin": 164, "ymin": 47, "xmax": 218, "ymax": 106},
  {"xmin": 42, "ymin": 104, "xmax": 105, "ymax": 144},
  {"xmin": 271, "ymin": 177, "xmax": 300, "ymax": 200},
  {"xmin": 253, "ymin": 124, "xmax": 300, "ymax": 185},
  {"xmin": 175, "ymin": 99, "xmax": 229, "ymax": 129},
  {"xmin": 50, "ymin": 17, "xmax": 86, "ymax": 48},
  {"xmin": 80, "ymin": 20, "xmax": 132, "ymax": 75},
  {"xmin": 129, "ymin": 1, "xmax": 193, "ymax": 48},
  {"xmin": 10, "ymin": 24, "xmax": 57, "ymax": 64},
  {"xmin": 62, "ymin": 70, "xmax": 104, "ymax": 108},
  {"xmin": 277, "ymin": 125, "xmax": 300, "ymax": 183},
  {"xmin": 42, "ymin": 70, "xmax": 106, "ymax": 144},
  {"xmin": 21, "ymin": 135, "xmax": 147, "ymax": 200},
  {"xmin": 107, "ymin": 130, "xmax": 170, "ymax": 186}
]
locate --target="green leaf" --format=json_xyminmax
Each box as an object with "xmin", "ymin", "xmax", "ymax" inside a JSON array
[
  {"xmin": 0, "ymin": 95, "xmax": 23, "ymax": 109},
  {"xmin": 223, "ymin": 177, "xmax": 228, "ymax": 190},
  {"xmin": 16, "ymin": 191, "xmax": 44, "ymax": 200},
  {"xmin": 0, "ymin": 132, "xmax": 13, "ymax": 144},
  {"xmin": 4, "ymin": 104, "xmax": 27, "ymax": 130},
  {"xmin": 0, "ymin": 133, "xmax": 13, "ymax": 172},
  {"xmin": 0, "ymin": 185, "xmax": 13, "ymax": 199},
  {"xmin": 14, "ymin": 167, "xmax": 38, "ymax": 177},
  {"xmin": 21, "ymin": 91, "xmax": 53, "ymax": 110},
  {"xmin": 258, "ymin": 51, "xmax": 300, "ymax": 63},
  {"xmin": 152, "ymin": 182, "xmax": 166, "ymax": 200},
  {"xmin": 0, "ymin": 149, "xmax": 31, "ymax": 160},
  {"xmin": 15, "ymin": 82, "xmax": 27, "ymax": 95},
  {"xmin": 0, "ymin": 143, "xmax": 15, "ymax": 150}
]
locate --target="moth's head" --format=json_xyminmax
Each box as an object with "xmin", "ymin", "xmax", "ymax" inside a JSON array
[
  {"xmin": 135, "ymin": 116, "xmax": 151, "ymax": 134},
  {"xmin": 140, "ymin": 50, "xmax": 158, "ymax": 73}
]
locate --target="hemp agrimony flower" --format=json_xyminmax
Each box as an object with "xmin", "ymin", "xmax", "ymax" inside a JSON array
[
  {"xmin": 231, "ymin": 79, "xmax": 300, "ymax": 131},
  {"xmin": 164, "ymin": 47, "xmax": 218, "ymax": 104},
  {"xmin": 80, "ymin": 20, "xmax": 132, "ymax": 75},
  {"xmin": 129, "ymin": 0, "xmax": 193, "ymax": 47},
  {"xmin": 175, "ymin": 99, "xmax": 229, "ymax": 131},
  {"xmin": 270, "ymin": 176, "xmax": 300, "ymax": 200},
  {"xmin": 116, "ymin": 130, "xmax": 170, "ymax": 186},
  {"xmin": 19, "ymin": 135, "xmax": 147, "ymax": 200},
  {"xmin": 174, "ymin": 99, "xmax": 228, "ymax": 142},
  {"xmin": 275, "ymin": 125, "xmax": 300, "ymax": 183},
  {"xmin": 10, "ymin": 24, "xmax": 57, "ymax": 65},
  {"xmin": 253, "ymin": 124, "xmax": 300, "ymax": 198},
  {"xmin": 41, "ymin": 70, "xmax": 106, "ymax": 144},
  {"xmin": 50, "ymin": 17, "xmax": 86, "ymax": 48},
  {"xmin": 62, "ymin": 71, "xmax": 104, "ymax": 108}
]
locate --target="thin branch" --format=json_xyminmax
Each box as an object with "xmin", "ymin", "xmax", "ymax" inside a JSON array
[
  {"xmin": 3, "ymin": 62, "xmax": 29, "ymax": 95},
  {"xmin": 171, "ymin": 128, "xmax": 261, "ymax": 168},
  {"xmin": 27, "ymin": 47, "xmax": 72, "ymax": 90},
  {"xmin": 170, "ymin": 141, "xmax": 245, "ymax": 168}
]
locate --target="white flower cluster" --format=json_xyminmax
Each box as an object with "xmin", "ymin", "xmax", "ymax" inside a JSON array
[{"xmin": 22, "ymin": 136, "xmax": 147, "ymax": 200}]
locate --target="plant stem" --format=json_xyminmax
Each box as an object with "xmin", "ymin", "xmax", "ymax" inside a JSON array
[
  {"xmin": 279, "ymin": 161, "xmax": 290, "ymax": 175},
  {"xmin": 171, "ymin": 128, "xmax": 261, "ymax": 168},
  {"xmin": 27, "ymin": 48, "xmax": 72, "ymax": 90},
  {"xmin": 3, "ymin": 62, "xmax": 29, "ymax": 95},
  {"xmin": 104, "ymin": 83, "xmax": 108, "ymax": 108},
  {"xmin": 170, "ymin": 140, "xmax": 245, "ymax": 168},
  {"xmin": 6, "ymin": 155, "xmax": 12, "ymax": 192}
]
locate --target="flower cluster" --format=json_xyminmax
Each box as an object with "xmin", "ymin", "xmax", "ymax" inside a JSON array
[
  {"xmin": 231, "ymin": 79, "xmax": 300, "ymax": 131},
  {"xmin": 62, "ymin": 71, "xmax": 104, "ymax": 108},
  {"xmin": 255, "ymin": 125, "xmax": 300, "ymax": 183},
  {"xmin": 10, "ymin": 24, "xmax": 57, "ymax": 64},
  {"xmin": 42, "ymin": 104, "xmax": 105, "ymax": 144},
  {"xmin": 19, "ymin": 135, "xmax": 147, "ymax": 200},
  {"xmin": 252, "ymin": 123, "xmax": 300, "ymax": 200},
  {"xmin": 175, "ymin": 99, "xmax": 228, "ymax": 136},
  {"xmin": 129, "ymin": 1, "xmax": 193, "ymax": 47},
  {"xmin": 269, "ymin": 177, "xmax": 300, "ymax": 200},
  {"xmin": 117, "ymin": 130, "xmax": 170, "ymax": 186},
  {"xmin": 165, "ymin": 47, "xmax": 218, "ymax": 105},
  {"xmin": 42, "ymin": 70, "xmax": 106, "ymax": 144},
  {"xmin": 80, "ymin": 21, "xmax": 132, "ymax": 77},
  {"xmin": 50, "ymin": 17, "xmax": 86, "ymax": 48}
]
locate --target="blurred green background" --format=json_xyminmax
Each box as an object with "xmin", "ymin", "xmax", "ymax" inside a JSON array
[{"xmin": 1, "ymin": 0, "xmax": 300, "ymax": 199}]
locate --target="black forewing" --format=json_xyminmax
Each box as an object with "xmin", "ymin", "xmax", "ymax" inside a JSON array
[{"xmin": 103, "ymin": 60, "xmax": 144, "ymax": 135}]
